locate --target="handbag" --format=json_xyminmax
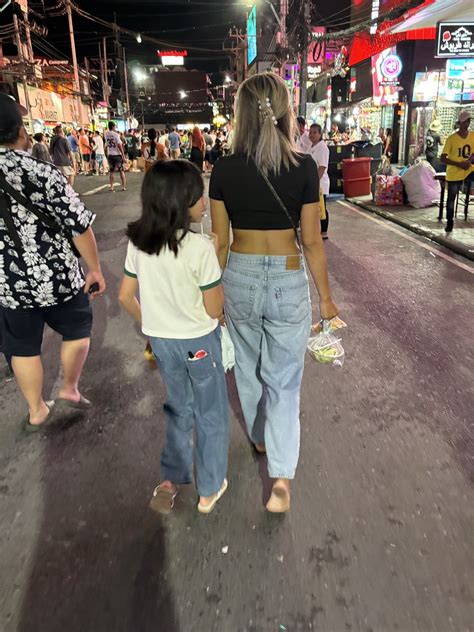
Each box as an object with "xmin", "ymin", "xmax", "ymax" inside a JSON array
[{"xmin": 0, "ymin": 173, "xmax": 81, "ymax": 258}]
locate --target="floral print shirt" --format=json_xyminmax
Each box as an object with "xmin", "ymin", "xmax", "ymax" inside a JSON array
[{"xmin": 0, "ymin": 147, "xmax": 95, "ymax": 309}]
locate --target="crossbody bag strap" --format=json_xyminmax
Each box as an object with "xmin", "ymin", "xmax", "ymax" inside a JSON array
[
  {"xmin": 255, "ymin": 162, "xmax": 303, "ymax": 252},
  {"xmin": 0, "ymin": 191, "xmax": 23, "ymax": 251},
  {"xmin": 0, "ymin": 173, "xmax": 58, "ymax": 230}
]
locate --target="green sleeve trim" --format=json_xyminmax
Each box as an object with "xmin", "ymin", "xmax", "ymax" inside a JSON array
[
  {"xmin": 200, "ymin": 277, "xmax": 221, "ymax": 291},
  {"xmin": 124, "ymin": 267, "xmax": 137, "ymax": 278}
]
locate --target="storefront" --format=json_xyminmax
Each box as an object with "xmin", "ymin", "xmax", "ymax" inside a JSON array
[{"xmin": 17, "ymin": 84, "xmax": 93, "ymax": 132}]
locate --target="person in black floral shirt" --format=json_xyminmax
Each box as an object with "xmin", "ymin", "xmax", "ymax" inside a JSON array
[{"xmin": 0, "ymin": 93, "xmax": 106, "ymax": 430}]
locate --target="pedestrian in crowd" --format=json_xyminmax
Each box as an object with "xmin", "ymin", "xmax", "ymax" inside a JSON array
[
  {"xmin": 79, "ymin": 129, "xmax": 91, "ymax": 174},
  {"xmin": 159, "ymin": 128, "xmax": 170, "ymax": 154},
  {"xmin": 143, "ymin": 128, "xmax": 166, "ymax": 172},
  {"xmin": 168, "ymin": 127, "xmax": 181, "ymax": 159},
  {"xmin": 384, "ymin": 127, "xmax": 393, "ymax": 160},
  {"xmin": 32, "ymin": 132, "xmax": 52, "ymax": 163},
  {"xmin": 127, "ymin": 130, "xmax": 141, "ymax": 172},
  {"xmin": 308, "ymin": 123, "xmax": 330, "ymax": 240},
  {"xmin": 440, "ymin": 110, "xmax": 474, "ymax": 233},
  {"xmin": 210, "ymin": 136, "xmax": 224, "ymax": 166},
  {"xmin": 67, "ymin": 129, "xmax": 82, "ymax": 173},
  {"xmin": 89, "ymin": 131, "xmax": 97, "ymax": 175},
  {"xmin": 425, "ymin": 119, "xmax": 443, "ymax": 172},
  {"xmin": 104, "ymin": 121, "xmax": 127, "ymax": 192},
  {"xmin": 0, "ymin": 93, "xmax": 106, "ymax": 430},
  {"xmin": 210, "ymin": 72, "xmax": 338, "ymax": 513},
  {"xmin": 378, "ymin": 126, "xmax": 386, "ymax": 146},
  {"xmin": 225, "ymin": 121, "xmax": 234, "ymax": 153},
  {"xmin": 203, "ymin": 127, "xmax": 213, "ymax": 172},
  {"xmin": 190, "ymin": 126, "xmax": 205, "ymax": 172},
  {"xmin": 119, "ymin": 160, "xmax": 229, "ymax": 515},
  {"xmin": 93, "ymin": 130, "xmax": 105, "ymax": 175},
  {"xmin": 50, "ymin": 125, "xmax": 75, "ymax": 186},
  {"xmin": 296, "ymin": 116, "xmax": 311, "ymax": 153}
]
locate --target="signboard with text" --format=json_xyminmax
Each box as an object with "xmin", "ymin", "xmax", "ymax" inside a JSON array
[
  {"xmin": 436, "ymin": 23, "xmax": 474, "ymax": 58},
  {"xmin": 307, "ymin": 27, "xmax": 326, "ymax": 66},
  {"xmin": 247, "ymin": 5, "xmax": 257, "ymax": 66}
]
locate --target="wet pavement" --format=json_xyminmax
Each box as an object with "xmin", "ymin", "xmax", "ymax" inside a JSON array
[{"xmin": 1, "ymin": 173, "xmax": 473, "ymax": 632}]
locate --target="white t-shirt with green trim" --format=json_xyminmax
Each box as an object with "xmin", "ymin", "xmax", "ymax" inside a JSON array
[{"xmin": 124, "ymin": 232, "xmax": 221, "ymax": 339}]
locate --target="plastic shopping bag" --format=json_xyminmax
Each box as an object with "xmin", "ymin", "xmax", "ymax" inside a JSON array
[
  {"xmin": 307, "ymin": 319, "xmax": 345, "ymax": 367},
  {"xmin": 221, "ymin": 326, "xmax": 235, "ymax": 372}
]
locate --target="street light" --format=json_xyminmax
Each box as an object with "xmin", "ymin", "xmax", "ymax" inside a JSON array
[
  {"xmin": 225, "ymin": 75, "xmax": 232, "ymax": 83},
  {"xmin": 134, "ymin": 68, "xmax": 147, "ymax": 82},
  {"xmin": 179, "ymin": 90, "xmax": 187, "ymax": 99},
  {"xmin": 136, "ymin": 33, "xmax": 142, "ymax": 44}
]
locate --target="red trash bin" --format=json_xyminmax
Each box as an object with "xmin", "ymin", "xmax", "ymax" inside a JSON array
[{"xmin": 342, "ymin": 157, "xmax": 373, "ymax": 198}]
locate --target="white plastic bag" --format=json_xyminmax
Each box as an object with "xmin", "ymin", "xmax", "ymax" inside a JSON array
[
  {"xmin": 401, "ymin": 160, "xmax": 440, "ymax": 208},
  {"xmin": 221, "ymin": 326, "xmax": 235, "ymax": 372},
  {"xmin": 307, "ymin": 320, "xmax": 345, "ymax": 367}
]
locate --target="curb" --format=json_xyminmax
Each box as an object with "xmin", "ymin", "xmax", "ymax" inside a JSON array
[{"xmin": 348, "ymin": 199, "xmax": 474, "ymax": 262}]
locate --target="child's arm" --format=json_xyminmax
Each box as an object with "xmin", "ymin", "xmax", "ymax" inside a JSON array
[
  {"xmin": 202, "ymin": 284, "xmax": 224, "ymax": 320},
  {"xmin": 118, "ymin": 275, "xmax": 142, "ymax": 323}
]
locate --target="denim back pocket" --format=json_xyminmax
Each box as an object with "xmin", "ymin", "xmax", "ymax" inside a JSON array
[
  {"xmin": 223, "ymin": 274, "xmax": 257, "ymax": 322},
  {"xmin": 274, "ymin": 281, "xmax": 310, "ymax": 324},
  {"xmin": 186, "ymin": 353, "xmax": 216, "ymax": 380}
]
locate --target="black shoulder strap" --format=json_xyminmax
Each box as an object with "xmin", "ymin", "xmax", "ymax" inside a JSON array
[
  {"xmin": 255, "ymin": 162, "xmax": 302, "ymax": 252},
  {"xmin": 0, "ymin": 192, "xmax": 23, "ymax": 251},
  {"xmin": 0, "ymin": 172, "xmax": 58, "ymax": 230}
]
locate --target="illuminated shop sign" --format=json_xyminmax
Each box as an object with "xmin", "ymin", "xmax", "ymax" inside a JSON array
[
  {"xmin": 247, "ymin": 6, "xmax": 257, "ymax": 66},
  {"xmin": 436, "ymin": 23, "xmax": 474, "ymax": 58}
]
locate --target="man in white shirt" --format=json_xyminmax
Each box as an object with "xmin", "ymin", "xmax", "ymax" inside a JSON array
[
  {"xmin": 296, "ymin": 116, "xmax": 311, "ymax": 153},
  {"xmin": 308, "ymin": 123, "xmax": 330, "ymax": 239},
  {"xmin": 104, "ymin": 121, "xmax": 127, "ymax": 192},
  {"xmin": 93, "ymin": 131, "xmax": 105, "ymax": 175}
]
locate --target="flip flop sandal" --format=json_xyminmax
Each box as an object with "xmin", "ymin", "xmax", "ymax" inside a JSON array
[
  {"xmin": 56, "ymin": 395, "xmax": 92, "ymax": 410},
  {"xmin": 266, "ymin": 484, "xmax": 291, "ymax": 513},
  {"xmin": 149, "ymin": 485, "xmax": 178, "ymax": 515},
  {"xmin": 23, "ymin": 401, "xmax": 56, "ymax": 434},
  {"xmin": 197, "ymin": 478, "xmax": 228, "ymax": 514}
]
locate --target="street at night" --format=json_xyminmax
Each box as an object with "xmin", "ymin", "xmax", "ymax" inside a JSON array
[{"xmin": 1, "ymin": 176, "xmax": 473, "ymax": 631}]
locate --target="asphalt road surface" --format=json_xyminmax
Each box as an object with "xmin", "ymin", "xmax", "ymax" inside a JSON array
[{"xmin": 1, "ymin": 172, "xmax": 473, "ymax": 632}]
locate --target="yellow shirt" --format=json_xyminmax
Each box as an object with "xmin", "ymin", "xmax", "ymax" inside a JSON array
[{"xmin": 442, "ymin": 131, "xmax": 474, "ymax": 181}]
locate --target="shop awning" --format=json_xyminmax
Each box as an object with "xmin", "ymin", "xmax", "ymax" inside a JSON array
[{"xmin": 390, "ymin": 0, "xmax": 474, "ymax": 34}]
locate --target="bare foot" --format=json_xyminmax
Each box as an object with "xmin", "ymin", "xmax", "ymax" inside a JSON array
[
  {"xmin": 29, "ymin": 401, "xmax": 52, "ymax": 426},
  {"xmin": 266, "ymin": 479, "xmax": 291, "ymax": 513}
]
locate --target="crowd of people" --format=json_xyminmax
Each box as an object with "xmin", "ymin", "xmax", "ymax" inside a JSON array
[{"xmin": 0, "ymin": 78, "xmax": 338, "ymax": 516}]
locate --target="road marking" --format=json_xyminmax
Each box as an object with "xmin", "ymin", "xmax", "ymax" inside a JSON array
[
  {"xmin": 82, "ymin": 183, "xmax": 119, "ymax": 196},
  {"xmin": 337, "ymin": 200, "xmax": 474, "ymax": 275}
]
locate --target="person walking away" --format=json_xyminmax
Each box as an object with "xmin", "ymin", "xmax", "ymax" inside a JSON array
[
  {"xmin": 296, "ymin": 116, "xmax": 311, "ymax": 153},
  {"xmin": 168, "ymin": 127, "xmax": 181, "ymax": 159},
  {"xmin": 210, "ymin": 73, "xmax": 338, "ymax": 513},
  {"xmin": 190, "ymin": 127, "xmax": 205, "ymax": 172},
  {"xmin": 50, "ymin": 125, "xmax": 75, "ymax": 187},
  {"xmin": 67, "ymin": 129, "xmax": 82, "ymax": 173},
  {"xmin": 105, "ymin": 121, "xmax": 127, "ymax": 192},
  {"xmin": 32, "ymin": 133, "xmax": 52, "ymax": 163},
  {"xmin": 93, "ymin": 130, "xmax": 105, "ymax": 175},
  {"xmin": 308, "ymin": 123, "xmax": 330, "ymax": 239},
  {"xmin": 0, "ymin": 93, "xmax": 106, "ymax": 430},
  {"xmin": 203, "ymin": 127, "xmax": 213, "ymax": 172},
  {"xmin": 425, "ymin": 119, "xmax": 443, "ymax": 172},
  {"xmin": 128, "ymin": 130, "xmax": 141, "ymax": 172},
  {"xmin": 440, "ymin": 110, "xmax": 474, "ymax": 233},
  {"xmin": 159, "ymin": 128, "xmax": 170, "ymax": 154},
  {"xmin": 89, "ymin": 131, "xmax": 97, "ymax": 175},
  {"xmin": 210, "ymin": 137, "xmax": 224, "ymax": 166},
  {"xmin": 119, "ymin": 160, "xmax": 229, "ymax": 514},
  {"xmin": 143, "ymin": 128, "xmax": 166, "ymax": 172},
  {"xmin": 79, "ymin": 129, "xmax": 91, "ymax": 174}
]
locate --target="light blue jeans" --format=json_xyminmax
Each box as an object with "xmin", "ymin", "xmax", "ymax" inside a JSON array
[
  {"xmin": 148, "ymin": 327, "xmax": 229, "ymax": 497},
  {"xmin": 223, "ymin": 252, "xmax": 312, "ymax": 479}
]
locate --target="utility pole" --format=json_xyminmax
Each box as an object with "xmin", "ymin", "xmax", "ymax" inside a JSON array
[
  {"xmin": 65, "ymin": 0, "xmax": 80, "ymax": 95},
  {"xmin": 123, "ymin": 47, "xmax": 130, "ymax": 124},
  {"xmin": 103, "ymin": 37, "xmax": 110, "ymax": 107},
  {"xmin": 12, "ymin": 11, "xmax": 33, "ymax": 131},
  {"xmin": 299, "ymin": 0, "xmax": 311, "ymax": 117}
]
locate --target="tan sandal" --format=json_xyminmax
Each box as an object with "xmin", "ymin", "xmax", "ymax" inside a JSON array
[
  {"xmin": 266, "ymin": 483, "xmax": 290, "ymax": 513},
  {"xmin": 197, "ymin": 478, "xmax": 228, "ymax": 514},
  {"xmin": 149, "ymin": 484, "xmax": 178, "ymax": 515}
]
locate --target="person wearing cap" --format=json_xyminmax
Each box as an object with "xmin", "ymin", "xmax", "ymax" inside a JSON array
[
  {"xmin": 440, "ymin": 110, "xmax": 474, "ymax": 232},
  {"xmin": 0, "ymin": 92, "xmax": 106, "ymax": 430}
]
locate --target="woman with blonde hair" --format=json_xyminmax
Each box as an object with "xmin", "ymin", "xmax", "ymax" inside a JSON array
[{"xmin": 210, "ymin": 72, "xmax": 338, "ymax": 513}]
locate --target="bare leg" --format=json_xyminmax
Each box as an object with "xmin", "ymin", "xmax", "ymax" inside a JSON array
[
  {"xmin": 120, "ymin": 170, "xmax": 127, "ymax": 190},
  {"xmin": 11, "ymin": 356, "xmax": 50, "ymax": 425},
  {"xmin": 57, "ymin": 338, "xmax": 90, "ymax": 403},
  {"xmin": 109, "ymin": 168, "xmax": 115, "ymax": 191},
  {"xmin": 69, "ymin": 174, "xmax": 75, "ymax": 188}
]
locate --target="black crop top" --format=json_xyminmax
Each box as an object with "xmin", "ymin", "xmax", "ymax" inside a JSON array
[{"xmin": 208, "ymin": 153, "xmax": 319, "ymax": 230}]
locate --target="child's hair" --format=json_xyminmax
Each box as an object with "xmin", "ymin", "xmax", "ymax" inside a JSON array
[{"xmin": 127, "ymin": 160, "xmax": 204, "ymax": 256}]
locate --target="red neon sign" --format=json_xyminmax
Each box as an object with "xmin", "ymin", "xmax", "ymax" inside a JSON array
[{"xmin": 157, "ymin": 50, "xmax": 188, "ymax": 57}]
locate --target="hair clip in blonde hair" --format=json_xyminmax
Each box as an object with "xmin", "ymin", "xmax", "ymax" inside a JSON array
[{"xmin": 258, "ymin": 97, "xmax": 278, "ymax": 126}]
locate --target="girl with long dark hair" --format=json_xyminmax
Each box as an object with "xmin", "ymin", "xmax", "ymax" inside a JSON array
[
  {"xmin": 119, "ymin": 160, "xmax": 229, "ymax": 515},
  {"xmin": 190, "ymin": 126, "xmax": 205, "ymax": 171}
]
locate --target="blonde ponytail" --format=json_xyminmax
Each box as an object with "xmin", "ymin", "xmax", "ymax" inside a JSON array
[{"xmin": 233, "ymin": 72, "xmax": 298, "ymax": 175}]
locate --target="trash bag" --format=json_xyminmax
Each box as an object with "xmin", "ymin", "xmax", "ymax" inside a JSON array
[
  {"xmin": 307, "ymin": 319, "xmax": 345, "ymax": 367},
  {"xmin": 401, "ymin": 159, "xmax": 440, "ymax": 208}
]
